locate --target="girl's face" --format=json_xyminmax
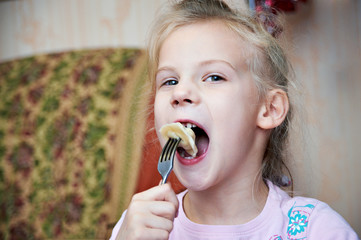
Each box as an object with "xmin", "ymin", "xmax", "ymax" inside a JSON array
[{"xmin": 154, "ymin": 20, "xmax": 266, "ymax": 191}]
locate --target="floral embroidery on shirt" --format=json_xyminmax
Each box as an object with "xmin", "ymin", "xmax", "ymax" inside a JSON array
[
  {"xmin": 269, "ymin": 235, "xmax": 283, "ymax": 240},
  {"xmin": 286, "ymin": 203, "xmax": 315, "ymax": 239},
  {"xmin": 288, "ymin": 213, "xmax": 308, "ymax": 235}
]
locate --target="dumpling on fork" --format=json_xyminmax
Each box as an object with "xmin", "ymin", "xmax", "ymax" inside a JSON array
[{"xmin": 160, "ymin": 122, "xmax": 198, "ymax": 157}]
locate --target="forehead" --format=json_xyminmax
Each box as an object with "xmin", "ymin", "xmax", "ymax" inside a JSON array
[{"xmin": 158, "ymin": 20, "xmax": 254, "ymax": 69}]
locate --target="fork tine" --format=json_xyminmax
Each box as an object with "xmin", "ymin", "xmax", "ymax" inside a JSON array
[
  {"xmin": 163, "ymin": 138, "xmax": 178, "ymax": 162},
  {"xmin": 158, "ymin": 138, "xmax": 180, "ymax": 184},
  {"xmin": 168, "ymin": 140, "xmax": 178, "ymax": 162},
  {"xmin": 159, "ymin": 138, "xmax": 174, "ymax": 162}
]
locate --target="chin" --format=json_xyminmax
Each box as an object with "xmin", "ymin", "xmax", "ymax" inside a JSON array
[{"xmin": 174, "ymin": 169, "xmax": 214, "ymax": 192}]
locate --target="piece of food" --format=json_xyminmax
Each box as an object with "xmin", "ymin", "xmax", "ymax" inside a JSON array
[{"xmin": 160, "ymin": 122, "xmax": 198, "ymax": 157}]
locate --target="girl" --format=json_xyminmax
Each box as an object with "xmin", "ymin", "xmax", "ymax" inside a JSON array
[{"xmin": 111, "ymin": 0, "xmax": 358, "ymax": 239}]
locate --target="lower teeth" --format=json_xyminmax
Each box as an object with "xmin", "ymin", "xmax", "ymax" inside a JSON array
[{"xmin": 179, "ymin": 148, "xmax": 195, "ymax": 159}]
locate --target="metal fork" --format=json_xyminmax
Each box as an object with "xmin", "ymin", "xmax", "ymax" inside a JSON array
[{"xmin": 157, "ymin": 138, "xmax": 181, "ymax": 184}]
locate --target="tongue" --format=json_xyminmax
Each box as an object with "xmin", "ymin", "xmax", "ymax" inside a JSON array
[
  {"xmin": 195, "ymin": 135, "xmax": 208, "ymax": 156},
  {"xmin": 178, "ymin": 147, "xmax": 193, "ymax": 158},
  {"xmin": 178, "ymin": 134, "xmax": 209, "ymax": 158}
]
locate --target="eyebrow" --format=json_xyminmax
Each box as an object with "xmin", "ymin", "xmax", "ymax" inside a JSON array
[
  {"xmin": 198, "ymin": 59, "xmax": 237, "ymax": 71},
  {"xmin": 156, "ymin": 66, "xmax": 176, "ymax": 76},
  {"xmin": 156, "ymin": 59, "xmax": 237, "ymax": 75}
]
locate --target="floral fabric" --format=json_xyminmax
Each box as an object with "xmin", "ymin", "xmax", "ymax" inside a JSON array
[{"xmin": 0, "ymin": 48, "xmax": 151, "ymax": 239}]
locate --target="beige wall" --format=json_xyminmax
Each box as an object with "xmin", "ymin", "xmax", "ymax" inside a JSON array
[
  {"xmin": 1, "ymin": 0, "xmax": 360, "ymax": 235},
  {"xmin": 284, "ymin": 1, "xmax": 361, "ymax": 236}
]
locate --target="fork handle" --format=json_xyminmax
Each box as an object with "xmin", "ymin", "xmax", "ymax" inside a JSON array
[{"xmin": 161, "ymin": 178, "xmax": 167, "ymax": 185}]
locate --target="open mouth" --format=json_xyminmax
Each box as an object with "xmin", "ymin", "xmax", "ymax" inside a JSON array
[{"xmin": 177, "ymin": 122, "xmax": 209, "ymax": 159}]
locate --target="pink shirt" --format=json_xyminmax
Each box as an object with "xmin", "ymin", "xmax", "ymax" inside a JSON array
[{"xmin": 110, "ymin": 181, "xmax": 359, "ymax": 239}]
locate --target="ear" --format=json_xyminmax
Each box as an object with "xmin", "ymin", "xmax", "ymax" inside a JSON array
[{"xmin": 257, "ymin": 89, "xmax": 289, "ymax": 130}]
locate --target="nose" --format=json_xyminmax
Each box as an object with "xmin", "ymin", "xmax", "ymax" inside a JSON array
[{"xmin": 171, "ymin": 81, "xmax": 199, "ymax": 107}]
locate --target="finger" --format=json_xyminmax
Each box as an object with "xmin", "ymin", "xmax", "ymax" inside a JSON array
[
  {"xmin": 118, "ymin": 218, "xmax": 170, "ymax": 240},
  {"xmin": 127, "ymin": 199, "xmax": 177, "ymax": 221},
  {"xmin": 143, "ymin": 214, "xmax": 174, "ymax": 232},
  {"xmin": 149, "ymin": 201, "xmax": 178, "ymax": 220},
  {"xmin": 132, "ymin": 227, "xmax": 170, "ymax": 240},
  {"xmin": 161, "ymin": 183, "xmax": 179, "ymax": 210},
  {"xmin": 132, "ymin": 185, "xmax": 165, "ymax": 201},
  {"xmin": 128, "ymin": 199, "xmax": 177, "ymax": 221},
  {"xmin": 132, "ymin": 184, "xmax": 179, "ymax": 209},
  {"xmin": 125, "ymin": 211, "xmax": 174, "ymax": 235}
]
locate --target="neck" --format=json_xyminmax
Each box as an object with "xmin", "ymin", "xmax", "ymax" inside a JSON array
[{"xmin": 183, "ymin": 176, "xmax": 269, "ymax": 225}]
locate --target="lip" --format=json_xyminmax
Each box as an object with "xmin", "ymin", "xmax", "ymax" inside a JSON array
[
  {"xmin": 173, "ymin": 118, "xmax": 209, "ymax": 166},
  {"xmin": 173, "ymin": 119, "xmax": 208, "ymax": 135},
  {"xmin": 176, "ymin": 150, "xmax": 207, "ymax": 166}
]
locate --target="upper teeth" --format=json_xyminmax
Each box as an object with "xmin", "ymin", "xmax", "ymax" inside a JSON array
[{"xmin": 183, "ymin": 123, "xmax": 196, "ymax": 129}]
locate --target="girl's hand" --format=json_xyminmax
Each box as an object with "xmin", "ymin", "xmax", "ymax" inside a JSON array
[{"xmin": 116, "ymin": 183, "xmax": 179, "ymax": 240}]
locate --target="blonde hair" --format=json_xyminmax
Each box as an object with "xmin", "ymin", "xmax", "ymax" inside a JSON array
[{"xmin": 147, "ymin": 0, "xmax": 295, "ymax": 189}]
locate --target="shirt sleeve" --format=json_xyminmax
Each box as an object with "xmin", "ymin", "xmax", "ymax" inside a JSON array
[
  {"xmin": 307, "ymin": 201, "xmax": 359, "ymax": 239},
  {"xmin": 109, "ymin": 210, "xmax": 127, "ymax": 240}
]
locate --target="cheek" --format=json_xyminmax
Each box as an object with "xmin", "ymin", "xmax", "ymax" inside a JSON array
[
  {"xmin": 207, "ymin": 92, "xmax": 239, "ymax": 120},
  {"xmin": 210, "ymin": 93, "xmax": 258, "ymax": 139},
  {"xmin": 153, "ymin": 95, "xmax": 167, "ymax": 137},
  {"xmin": 153, "ymin": 107, "xmax": 164, "ymax": 146},
  {"xmin": 153, "ymin": 105, "xmax": 162, "ymax": 130}
]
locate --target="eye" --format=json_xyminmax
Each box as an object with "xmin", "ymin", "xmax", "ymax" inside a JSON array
[
  {"xmin": 162, "ymin": 79, "xmax": 178, "ymax": 86},
  {"xmin": 204, "ymin": 75, "xmax": 225, "ymax": 82}
]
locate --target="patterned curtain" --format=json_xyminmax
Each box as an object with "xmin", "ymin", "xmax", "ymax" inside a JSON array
[{"xmin": 0, "ymin": 48, "xmax": 152, "ymax": 239}]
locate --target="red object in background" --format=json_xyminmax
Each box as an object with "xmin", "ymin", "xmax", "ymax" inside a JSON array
[
  {"xmin": 253, "ymin": 0, "xmax": 308, "ymax": 37},
  {"xmin": 255, "ymin": 0, "xmax": 307, "ymax": 13}
]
